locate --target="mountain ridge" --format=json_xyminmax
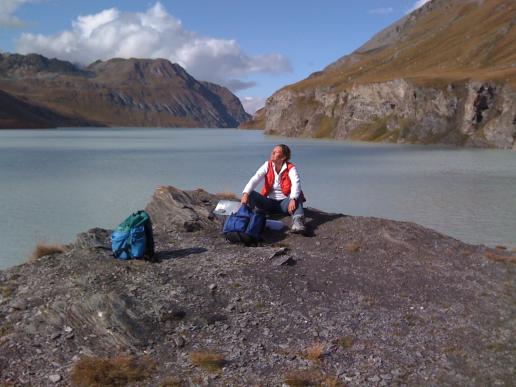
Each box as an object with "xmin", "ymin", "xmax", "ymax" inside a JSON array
[
  {"xmin": 0, "ymin": 54, "xmax": 250, "ymax": 128},
  {"xmin": 253, "ymin": 0, "xmax": 516, "ymax": 149}
]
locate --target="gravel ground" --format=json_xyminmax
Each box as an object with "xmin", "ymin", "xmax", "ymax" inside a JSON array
[{"xmin": 0, "ymin": 186, "xmax": 514, "ymax": 386}]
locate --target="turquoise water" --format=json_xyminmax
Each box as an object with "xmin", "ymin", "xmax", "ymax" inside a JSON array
[{"xmin": 1, "ymin": 128, "xmax": 515, "ymax": 269}]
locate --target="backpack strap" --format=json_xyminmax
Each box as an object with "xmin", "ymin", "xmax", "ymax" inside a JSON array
[{"xmin": 114, "ymin": 242, "xmax": 132, "ymax": 259}]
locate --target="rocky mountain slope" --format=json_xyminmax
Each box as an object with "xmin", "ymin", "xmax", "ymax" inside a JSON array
[
  {"xmin": 0, "ymin": 89, "xmax": 99, "ymax": 129},
  {"xmin": 258, "ymin": 0, "xmax": 516, "ymax": 149},
  {"xmin": 1, "ymin": 186, "xmax": 514, "ymax": 385},
  {"xmin": 0, "ymin": 53, "xmax": 250, "ymax": 128}
]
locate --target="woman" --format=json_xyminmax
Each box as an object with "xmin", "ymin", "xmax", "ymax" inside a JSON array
[{"xmin": 241, "ymin": 144, "xmax": 306, "ymax": 234}]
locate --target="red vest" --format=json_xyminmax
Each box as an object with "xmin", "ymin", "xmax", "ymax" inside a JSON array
[{"xmin": 261, "ymin": 160, "xmax": 295, "ymax": 198}]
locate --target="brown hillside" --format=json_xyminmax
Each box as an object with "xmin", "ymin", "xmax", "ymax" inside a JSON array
[
  {"xmin": 293, "ymin": 0, "xmax": 516, "ymax": 92},
  {"xmin": 0, "ymin": 88, "xmax": 98, "ymax": 129}
]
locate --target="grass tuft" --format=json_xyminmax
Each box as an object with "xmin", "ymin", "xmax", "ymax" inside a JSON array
[
  {"xmin": 29, "ymin": 242, "xmax": 66, "ymax": 262},
  {"xmin": 0, "ymin": 286, "xmax": 13, "ymax": 298},
  {"xmin": 189, "ymin": 351, "xmax": 226, "ymax": 372},
  {"xmin": 216, "ymin": 191, "xmax": 239, "ymax": 200},
  {"xmin": 337, "ymin": 336, "xmax": 354, "ymax": 350},
  {"xmin": 321, "ymin": 376, "xmax": 345, "ymax": 387},
  {"xmin": 304, "ymin": 343, "xmax": 325, "ymax": 362},
  {"xmin": 160, "ymin": 376, "xmax": 183, "ymax": 387},
  {"xmin": 283, "ymin": 374, "xmax": 314, "ymax": 387},
  {"xmin": 70, "ymin": 355, "xmax": 156, "ymax": 387},
  {"xmin": 485, "ymin": 250, "xmax": 516, "ymax": 263},
  {"xmin": 344, "ymin": 243, "xmax": 360, "ymax": 252},
  {"xmin": 0, "ymin": 324, "xmax": 13, "ymax": 337}
]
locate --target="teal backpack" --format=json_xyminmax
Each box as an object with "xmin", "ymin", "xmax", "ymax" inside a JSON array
[{"xmin": 111, "ymin": 210, "xmax": 155, "ymax": 260}]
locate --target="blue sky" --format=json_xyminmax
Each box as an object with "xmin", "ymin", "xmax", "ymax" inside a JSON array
[{"xmin": 0, "ymin": 0, "xmax": 429, "ymax": 113}]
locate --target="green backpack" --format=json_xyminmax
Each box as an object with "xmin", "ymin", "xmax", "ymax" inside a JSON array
[{"xmin": 111, "ymin": 210, "xmax": 155, "ymax": 259}]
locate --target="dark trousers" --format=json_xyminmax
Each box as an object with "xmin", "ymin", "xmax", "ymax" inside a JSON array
[{"xmin": 248, "ymin": 191, "xmax": 304, "ymax": 218}]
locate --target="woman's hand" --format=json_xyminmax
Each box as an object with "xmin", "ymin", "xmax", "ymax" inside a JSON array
[
  {"xmin": 241, "ymin": 192, "xmax": 249, "ymax": 205},
  {"xmin": 288, "ymin": 199, "xmax": 297, "ymax": 214}
]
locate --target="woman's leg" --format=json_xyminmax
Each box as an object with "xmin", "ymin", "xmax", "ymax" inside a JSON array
[
  {"xmin": 248, "ymin": 191, "xmax": 274, "ymax": 213},
  {"xmin": 279, "ymin": 198, "xmax": 304, "ymax": 217}
]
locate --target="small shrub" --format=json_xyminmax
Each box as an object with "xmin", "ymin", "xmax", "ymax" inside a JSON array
[
  {"xmin": 160, "ymin": 376, "xmax": 183, "ymax": 387},
  {"xmin": 321, "ymin": 376, "xmax": 344, "ymax": 387},
  {"xmin": 0, "ymin": 324, "xmax": 13, "ymax": 337},
  {"xmin": 189, "ymin": 351, "xmax": 226, "ymax": 372},
  {"xmin": 344, "ymin": 243, "xmax": 360, "ymax": 252},
  {"xmin": 304, "ymin": 343, "xmax": 325, "ymax": 362},
  {"xmin": 0, "ymin": 286, "xmax": 13, "ymax": 298},
  {"xmin": 283, "ymin": 369, "xmax": 323, "ymax": 386},
  {"xmin": 216, "ymin": 192, "xmax": 239, "ymax": 200},
  {"xmin": 485, "ymin": 251, "xmax": 516, "ymax": 263},
  {"xmin": 337, "ymin": 336, "xmax": 354, "ymax": 350},
  {"xmin": 29, "ymin": 242, "xmax": 66, "ymax": 262},
  {"xmin": 70, "ymin": 355, "xmax": 156, "ymax": 387},
  {"xmin": 283, "ymin": 374, "xmax": 313, "ymax": 387}
]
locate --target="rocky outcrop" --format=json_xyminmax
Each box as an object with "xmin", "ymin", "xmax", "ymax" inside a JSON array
[
  {"xmin": 0, "ymin": 54, "xmax": 250, "ymax": 128},
  {"xmin": 1, "ymin": 186, "xmax": 514, "ymax": 385},
  {"xmin": 263, "ymin": 0, "xmax": 516, "ymax": 149},
  {"xmin": 265, "ymin": 80, "xmax": 516, "ymax": 149}
]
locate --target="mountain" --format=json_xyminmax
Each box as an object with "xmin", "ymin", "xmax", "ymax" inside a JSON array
[
  {"xmin": 0, "ymin": 89, "xmax": 99, "ymax": 129},
  {"xmin": 258, "ymin": 0, "xmax": 516, "ymax": 149},
  {"xmin": 0, "ymin": 53, "xmax": 250, "ymax": 128}
]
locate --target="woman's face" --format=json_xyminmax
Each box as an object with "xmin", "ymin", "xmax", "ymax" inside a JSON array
[{"xmin": 271, "ymin": 146, "xmax": 286, "ymax": 163}]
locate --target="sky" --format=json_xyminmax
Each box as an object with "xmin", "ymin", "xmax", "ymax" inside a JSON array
[{"xmin": 0, "ymin": 0, "xmax": 430, "ymax": 113}]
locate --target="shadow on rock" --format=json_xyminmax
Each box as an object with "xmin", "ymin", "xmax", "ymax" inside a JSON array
[
  {"xmin": 263, "ymin": 208, "xmax": 346, "ymax": 240},
  {"xmin": 304, "ymin": 208, "xmax": 346, "ymax": 236}
]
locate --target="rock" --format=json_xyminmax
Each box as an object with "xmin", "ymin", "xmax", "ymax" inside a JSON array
[
  {"xmin": 48, "ymin": 374, "xmax": 61, "ymax": 383},
  {"xmin": 268, "ymin": 248, "xmax": 289, "ymax": 260},
  {"xmin": 173, "ymin": 336, "xmax": 185, "ymax": 348},
  {"xmin": 271, "ymin": 255, "xmax": 295, "ymax": 266},
  {"xmin": 50, "ymin": 332, "xmax": 61, "ymax": 340},
  {"xmin": 0, "ymin": 186, "xmax": 514, "ymax": 386}
]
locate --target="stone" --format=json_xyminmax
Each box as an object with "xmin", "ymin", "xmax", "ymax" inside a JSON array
[
  {"xmin": 48, "ymin": 374, "xmax": 61, "ymax": 383},
  {"xmin": 271, "ymin": 255, "xmax": 295, "ymax": 266},
  {"xmin": 173, "ymin": 336, "xmax": 185, "ymax": 348}
]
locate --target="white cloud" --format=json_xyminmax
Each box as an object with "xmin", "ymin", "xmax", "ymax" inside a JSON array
[
  {"xmin": 408, "ymin": 0, "xmax": 432, "ymax": 13},
  {"xmin": 15, "ymin": 2, "xmax": 292, "ymax": 92},
  {"xmin": 241, "ymin": 96, "xmax": 265, "ymax": 115},
  {"xmin": 0, "ymin": 0, "xmax": 29, "ymax": 27},
  {"xmin": 369, "ymin": 7, "xmax": 394, "ymax": 15}
]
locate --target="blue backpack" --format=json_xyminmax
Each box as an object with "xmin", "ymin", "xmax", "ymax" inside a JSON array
[
  {"xmin": 223, "ymin": 204, "xmax": 266, "ymax": 245},
  {"xmin": 111, "ymin": 210, "xmax": 155, "ymax": 260}
]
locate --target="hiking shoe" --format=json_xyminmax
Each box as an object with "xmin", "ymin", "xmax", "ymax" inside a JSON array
[{"xmin": 291, "ymin": 216, "xmax": 306, "ymax": 234}]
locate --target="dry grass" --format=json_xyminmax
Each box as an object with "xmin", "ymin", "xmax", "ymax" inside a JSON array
[
  {"xmin": 283, "ymin": 372, "xmax": 315, "ymax": 387},
  {"xmin": 0, "ymin": 286, "xmax": 13, "ymax": 298},
  {"xmin": 304, "ymin": 343, "xmax": 326, "ymax": 362},
  {"xmin": 321, "ymin": 377, "xmax": 345, "ymax": 387},
  {"xmin": 344, "ymin": 243, "xmax": 360, "ymax": 253},
  {"xmin": 337, "ymin": 336, "xmax": 354, "ymax": 350},
  {"xmin": 189, "ymin": 351, "xmax": 226, "ymax": 372},
  {"xmin": 216, "ymin": 191, "xmax": 239, "ymax": 200},
  {"xmin": 284, "ymin": 369, "xmax": 343, "ymax": 386},
  {"xmin": 289, "ymin": 0, "xmax": 516, "ymax": 93},
  {"xmin": 0, "ymin": 324, "xmax": 13, "ymax": 337},
  {"xmin": 70, "ymin": 355, "xmax": 156, "ymax": 387},
  {"xmin": 160, "ymin": 376, "xmax": 183, "ymax": 387},
  {"xmin": 29, "ymin": 242, "xmax": 66, "ymax": 261},
  {"xmin": 485, "ymin": 250, "xmax": 516, "ymax": 263}
]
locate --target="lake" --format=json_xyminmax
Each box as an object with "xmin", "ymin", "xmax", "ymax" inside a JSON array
[{"xmin": 1, "ymin": 128, "xmax": 515, "ymax": 269}]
